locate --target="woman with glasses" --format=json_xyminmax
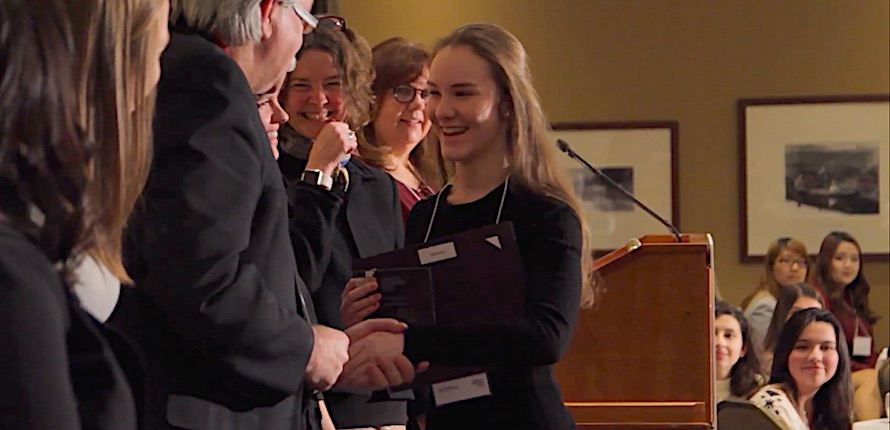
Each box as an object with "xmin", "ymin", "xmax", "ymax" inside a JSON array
[
  {"xmin": 742, "ymin": 237, "xmax": 811, "ymax": 350},
  {"xmin": 358, "ymin": 37, "xmax": 447, "ymax": 223},
  {"xmin": 278, "ymin": 23, "xmax": 411, "ymax": 429},
  {"xmin": 811, "ymin": 231, "xmax": 883, "ymax": 420}
]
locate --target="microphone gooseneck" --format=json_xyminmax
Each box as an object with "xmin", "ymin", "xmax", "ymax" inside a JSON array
[{"xmin": 556, "ymin": 139, "xmax": 682, "ymax": 242}]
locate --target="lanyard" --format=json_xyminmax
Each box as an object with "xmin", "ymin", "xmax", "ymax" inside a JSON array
[{"xmin": 423, "ymin": 175, "xmax": 510, "ymax": 243}]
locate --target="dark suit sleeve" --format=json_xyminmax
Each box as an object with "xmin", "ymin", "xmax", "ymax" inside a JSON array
[
  {"xmin": 389, "ymin": 175, "xmax": 405, "ymax": 249},
  {"xmin": 287, "ymin": 183, "xmax": 343, "ymax": 294},
  {"xmin": 0, "ymin": 261, "xmax": 80, "ymax": 429},
  {"xmin": 133, "ymin": 85, "xmax": 313, "ymax": 398},
  {"xmin": 403, "ymin": 205, "xmax": 582, "ymax": 367}
]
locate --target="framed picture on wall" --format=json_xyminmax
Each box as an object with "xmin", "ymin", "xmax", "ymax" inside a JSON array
[
  {"xmin": 550, "ymin": 122, "xmax": 679, "ymax": 255},
  {"xmin": 738, "ymin": 94, "xmax": 890, "ymax": 262}
]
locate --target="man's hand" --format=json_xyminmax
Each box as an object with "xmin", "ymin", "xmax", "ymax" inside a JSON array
[
  {"xmin": 336, "ymin": 320, "xmax": 429, "ymax": 390},
  {"xmin": 304, "ymin": 325, "xmax": 350, "ymax": 391},
  {"xmin": 340, "ymin": 277, "xmax": 382, "ymax": 327}
]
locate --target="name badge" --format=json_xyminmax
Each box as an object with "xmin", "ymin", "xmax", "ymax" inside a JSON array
[
  {"xmin": 431, "ymin": 372, "xmax": 492, "ymax": 406},
  {"xmin": 417, "ymin": 242, "xmax": 457, "ymax": 265},
  {"xmin": 853, "ymin": 335, "xmax": 872, "ymax": 357}
]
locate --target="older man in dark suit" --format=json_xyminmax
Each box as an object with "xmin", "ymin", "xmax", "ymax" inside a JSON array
[{"xmin": 121, "ymin": 1, "xmax": 416, "ymax": 429}]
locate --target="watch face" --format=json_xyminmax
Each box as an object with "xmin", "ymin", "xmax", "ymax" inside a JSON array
[{"xmin": 301, "ymin": 169, "xmax": 323, "ymax": 186}]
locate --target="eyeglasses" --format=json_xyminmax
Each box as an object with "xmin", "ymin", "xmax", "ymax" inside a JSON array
[
  {"xmin": 291, "ymin": 2, "xmax": 318, "ymax": 33},
  {"xmin": 392, "ymin": 85, "xmax": 430, "ymax": 104},
  {"xmin": 776, "ymin": 257, "xmax": 808, "ymax": 268},
  {"xmin": 287, "ymin": 2, "xmax": 346, "ymax": 35},
  {"xmin": 317, "ymin": 16, "xmax": 346, "ymax": 32}
]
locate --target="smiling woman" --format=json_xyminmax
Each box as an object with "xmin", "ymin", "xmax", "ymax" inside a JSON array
[{"xmin": 750, "ymin": 308, "xmax": 853, "ymax": 430}]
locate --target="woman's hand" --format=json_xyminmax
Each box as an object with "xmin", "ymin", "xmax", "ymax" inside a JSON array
[{"xmin": 340, "ymin": 276, "xmax": 382, "ymax": 327}]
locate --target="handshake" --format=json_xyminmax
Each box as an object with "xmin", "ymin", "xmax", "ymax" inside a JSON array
[{"xmin": 303, "ymin": 277, "xmax": 427, "ymax": 392}]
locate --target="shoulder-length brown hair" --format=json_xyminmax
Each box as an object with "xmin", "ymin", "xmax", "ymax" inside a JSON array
[
  {"xmin": 763, "ymin": 282, "xmax": 824, "ymax": 353},
  {"xmin": 360, "ymin": 37, "xmax": 446, "ymax": 190},
  {"xmin": 812, "ymin": 231, "xmax": 877, "ymax": 325},
  {"xmin": 66, "ymin": 0, "xmax": 163, "ymax": 283},
  {"xmin": 770, "ymin": 308, "xmax": 853, "ymax": 430},
  {"xmin": 741, "ymin": 237, "xmax": 810, "ymax": 309},
  {"xmin": 0, "ymin": 0, "xmax": 92, "ymax": 272},
  {"xmin": 430, "ymin": 23, "xmax": 597, "ymax": 308}
]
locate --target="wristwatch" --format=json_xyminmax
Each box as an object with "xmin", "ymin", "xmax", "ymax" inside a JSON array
[{"xmin": 300, "ymin": 169, "xmax": 334, "ymax": 190}]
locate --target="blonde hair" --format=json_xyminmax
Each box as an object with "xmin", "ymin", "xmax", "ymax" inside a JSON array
[
  {"xmin": 431, "ymin": 23, "xmax": 597, "ymax": 308},
  {"xmin": 67, "ymin": 0, "xmax": 162, "ymax": 283}
]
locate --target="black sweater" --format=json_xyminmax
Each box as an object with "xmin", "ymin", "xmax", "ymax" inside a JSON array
[{"xmin": 404, "ymin": 181, "xmax": 581, "ymax": 430}]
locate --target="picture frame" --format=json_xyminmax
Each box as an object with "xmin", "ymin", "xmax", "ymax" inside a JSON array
[
  {"xmin": 738, "ymin": 94, "xmax": 890, "ymax": 262},
  {"xmin": 550, "ymin": 122, "xmax": 679, "ymax": 255}
]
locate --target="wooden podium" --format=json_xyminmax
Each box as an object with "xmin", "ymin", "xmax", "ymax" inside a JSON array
[{"xmin": 555, "ymin": 234, "xmax": 716, "ymax": 429}]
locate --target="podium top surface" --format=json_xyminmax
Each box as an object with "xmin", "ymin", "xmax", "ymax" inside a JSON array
[{"xmin": 592, "ymin": 233, "xmax": 713, "ymax": 271}]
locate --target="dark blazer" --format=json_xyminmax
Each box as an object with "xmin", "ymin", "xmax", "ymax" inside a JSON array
[
  {"xmin": 121, "ymin": 28, "xmax": 321, "ymax": 430},
  {"xmin": 278, "ymin": 141, "xmax": 406, "ymax": 427},
  {"xmin": 0, "ymin": 224, "xmax": 138, "ymax": 430}
]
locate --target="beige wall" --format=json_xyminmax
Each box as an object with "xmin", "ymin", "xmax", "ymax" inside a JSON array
[{"xmin": 339, "ymin": 0, "xmax": 890, "ymax": 350}]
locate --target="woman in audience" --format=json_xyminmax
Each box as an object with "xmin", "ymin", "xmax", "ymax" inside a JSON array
[
  {"xmin": 344, "ymin": 23, "xmax": 597, "ymax": 429},
  {"xmin": 0, "ymin": 0, "xmax": 138, "ymax": 427},
  {"xmin": 278, "ymin": 23, "xmax": 409, "ymax": 429},
  {"xmin": 742, "ymin": 237, "xmax": 810, "ymax": 350},
  {"xmin": 811, "ymin": 231, "xmax": 882, "ymax": 420},
  {"xmin": 750, "ymin": 308, "xmax": 853, "ymax": 430},
  {"xmin": 67, "ymin": 0, "xmax": 171, "ymax": 323},
  {"xmin": 359, "ymin": 37, "xmax": 447, "ymax": 221},
  {"xmin": 762, "ymin": 283, "xmax": 825, "ymax": 370},
  {"xmin": 714, "ymin": 301, "xmax": 765, "ymax": 403}
]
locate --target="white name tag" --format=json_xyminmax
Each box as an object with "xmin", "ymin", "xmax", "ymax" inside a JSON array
[
  {"xmin": 853, "ymin": 335, "xmax": 872, "ymax": 357},
  {"xmin": 431, "ymin": 372, "xmax": 491, "ymax": 406},
  {"xmin": 417, "ymin": 242, "xmax": 457, "ymax": 265}
]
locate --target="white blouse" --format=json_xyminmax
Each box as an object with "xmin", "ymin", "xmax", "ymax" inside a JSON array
[{"xmin": 72, "ymin": 255, "xmax": 121, "ymax": 323}]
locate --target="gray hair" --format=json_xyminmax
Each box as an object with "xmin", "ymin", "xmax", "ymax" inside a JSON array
[{"xmin": 172, "ymin": 0, "xmax": 298, "ymax": 47}]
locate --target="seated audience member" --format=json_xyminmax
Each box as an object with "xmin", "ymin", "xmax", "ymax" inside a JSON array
[
  {"xmin": 0, "ymin": 0, "xmax": 138, "ymax": 427},
  {"xmin": 812, "ymin": 231, "xmax": 883, "ymax": 420},
  {"xmin": 277, "ymin": 23, "xmax": 410, "ymax": 428},
  {"xmin": 742, "ymin": 237, "xmax": 810, "ymax": 349},
  {"xmin": 750, "ymin": 308, "xmax": 853, "ymax": 430},
  {"xmin": 359, "ymin": 37, "xmax": 447, "ymax": 221},
  {"xmin": 762, "ymin": 283, "xmax": 825, "ymax": 370},
  {"xmin": 715, "ymin": 301, "xmax": 766, "ymax": 403},
  {"xmin": 343, "ymin": 23, "xmax": 598, "ymax": 429}
]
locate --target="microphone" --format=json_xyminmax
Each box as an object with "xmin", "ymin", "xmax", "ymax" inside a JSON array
[{"xmin": 556, "ymin": 138, "xmax": 682, "ymax": 242}]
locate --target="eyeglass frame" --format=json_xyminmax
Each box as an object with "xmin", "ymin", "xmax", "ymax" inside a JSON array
[
  {"xmin": 317, "ymin": 15, "xmax": 346, "ymax": 32},
  {"xmin": 774, "ymin": 256, "xmax": 809, "ymax": 268},
  {"xmin": 392, "ymin": 85, "xmax": 430, "ymax": 104},
  {"xmin": 291, "ymin": 2, "xmax": 318, "ymax": 31}
]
